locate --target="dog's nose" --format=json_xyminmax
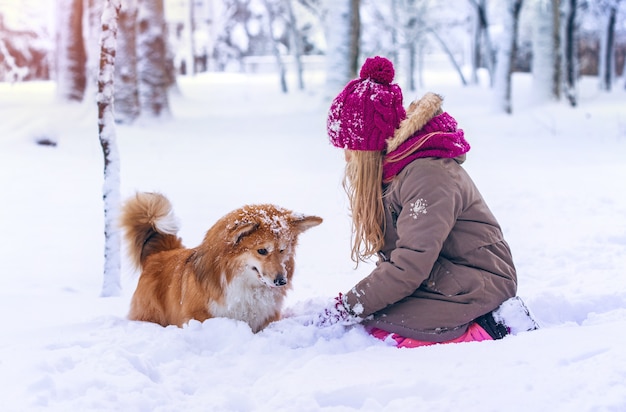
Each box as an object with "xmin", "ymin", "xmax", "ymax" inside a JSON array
[{"xmin": 274, "ymin": 275, "xmax": 287, "ymax": 286}]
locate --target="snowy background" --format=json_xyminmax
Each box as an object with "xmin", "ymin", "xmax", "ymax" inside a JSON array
[{"xmin": 1, "ymin": 65, "xmax": 625, "ymax": 411}]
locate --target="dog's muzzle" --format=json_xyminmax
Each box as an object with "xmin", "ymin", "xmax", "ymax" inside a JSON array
[{"xmin": 273, "ymin": 274, "xmax": 287, "ymax": 287}]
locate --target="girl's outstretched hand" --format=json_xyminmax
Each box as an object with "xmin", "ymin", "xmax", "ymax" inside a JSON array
[{"xmin": 315, "ymin": 293, "xmax": 362, "ymax": 327}]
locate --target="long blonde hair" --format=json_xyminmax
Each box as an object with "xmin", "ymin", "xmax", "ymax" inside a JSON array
[
  {"xmin": 343, "ymin": 150, "xmax": 386, "ymax": 265},
  {"xmin": 341, "ymin": 93, "xmax": 446, "ymax": 264}
]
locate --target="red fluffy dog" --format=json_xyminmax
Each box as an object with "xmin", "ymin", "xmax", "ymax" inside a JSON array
[{"xmin": 120, "ymin": 192, "xmax": 322, "ymax": 332}]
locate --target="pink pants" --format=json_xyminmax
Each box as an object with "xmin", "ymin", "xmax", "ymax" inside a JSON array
[{"xmin": 369, "ymin": 322, "xmax": 493, "ymax": 348}]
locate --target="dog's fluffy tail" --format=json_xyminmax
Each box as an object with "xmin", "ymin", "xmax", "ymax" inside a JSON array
[{"xmin": 120, "ymin": 192, "xmax": 183, "ymax": 270}]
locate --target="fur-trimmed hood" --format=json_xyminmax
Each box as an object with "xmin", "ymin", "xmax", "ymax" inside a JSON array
[{"xmin": 386, "ymin": 92, "xmax": 444, "ymax": 153}]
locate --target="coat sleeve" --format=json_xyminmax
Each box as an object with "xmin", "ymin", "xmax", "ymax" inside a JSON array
[{"xmin": 344, "ymin": 162, "xmax": 464, "ymax": 318}]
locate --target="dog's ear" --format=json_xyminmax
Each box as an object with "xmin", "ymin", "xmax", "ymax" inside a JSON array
[
  {"xmin": 228, "ymin": 221, "xmax": 259, "ymax": 244},
  {"xmin": 290, "ymin": 215, "xmax": 323, "ymax": 234}
]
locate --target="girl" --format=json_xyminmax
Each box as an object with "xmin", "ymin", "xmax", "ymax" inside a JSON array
[{"xmin": 317, "ymin": 56, "xmax": 537, "ymax": 347}]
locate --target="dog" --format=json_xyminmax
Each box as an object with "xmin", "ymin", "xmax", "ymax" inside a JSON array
[{"xmin": 120, "ymin": 192, "xmax": 322, "ymax": 332}]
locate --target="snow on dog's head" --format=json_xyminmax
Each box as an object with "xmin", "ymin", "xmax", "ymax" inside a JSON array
[{"xmin": 200, "ymin": 204, "xmax": 322, "ymax": 290}]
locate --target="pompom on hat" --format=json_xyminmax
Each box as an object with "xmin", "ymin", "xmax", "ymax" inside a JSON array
[{"xmin": 327, "ymin": 56, "xmax": 406, "ymax": 151}]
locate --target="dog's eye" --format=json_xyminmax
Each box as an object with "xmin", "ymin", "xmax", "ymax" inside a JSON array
[
  {"xmin": 257, "ymin": 248, "xmax": 268, "ymax": 256},
  {"xmin": 279, "ymin": 249, "xmax": 285, "ymax": 254}
]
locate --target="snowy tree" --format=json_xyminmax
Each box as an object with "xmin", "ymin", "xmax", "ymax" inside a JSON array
[
  {"xmin": 362, "ymin": 1, "xmax": 468, "ymax": 91},
  {"xmin": 0, "ymin": 23, "xmax": 30, "ymax": 81},
  {"xmin": 0, "ymin": 15, "xmax": 52, "ymax": 82},
  {"xmin": 262, "ymin": 0, "xmax": 289, "ymax": 93},
  {"xmin": 84, "ymin": 0, "xmax": 105, "ymax": 99},
  {"xmin": 137, "ymin": 0, "xmax": 170, "ymax": 118},
  {"xmin": 97, "ymin": 0, "xmax": 122, "ymax": 297},
  {"xmin": 360, "ymin": 2, "xmax": 405, "ymax": 80},
  {"xmin": 596, "ymin": 0, "xmax": 622, "ymax": 91},
  {"xmin": 427, "ymin": 26, "xmax": 468, "ymax": 88},
  {"xmin": 622, "ymin": 49, "xmax": 626, "ymax": 90},
  {"xmin": 469, "ymin": 0, "xmax": 496, "ymax": 86},
  {"xmin": 115, "ymin": 0, "xmax": 140, "ymax": 123},
  {"xmin": 532, "ymin": 0, "xmax": 561, "ymax": 102},
  {"xmin": 395, "ymin": 0, "xmax": 430, "ymax": 92},
  {"xmin": 197, "ymin": 0, "xmax": 274, "ymax": 70},
  {"xmin": 562, "ymin": 0, "xmax": 579, "ymax": 106},
  {"xmin": 494, "ymin": 0, "xmax": 524, "ymax": 114},
  {"xmin": 56, "ymin": 0, "xmax": 87, "ymax": 101},
  {"xmin": 188, "ymin": 0, "xmax": 198, "ymax": 75},
  {"xmin": 348, "ymin": 0, "xmax": 361, "ymax": 78},
  {"xmin": 285, "ymin": 0, "xmax": 305, "ymax": 90},
  {"xmin": 551, "ymin": 0, "xmax": 562, "ymax": 100},
  {"xmin": 322, "ymin": 0, "xmax": 356, "ymax": 99}
]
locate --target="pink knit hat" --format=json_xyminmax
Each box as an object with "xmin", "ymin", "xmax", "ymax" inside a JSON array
[{"xmin": 327, "ymin": 56, "xmax": 406, "ymax": 151}]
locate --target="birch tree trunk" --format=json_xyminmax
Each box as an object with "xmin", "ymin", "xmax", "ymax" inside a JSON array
[
  {"xmin": 188, "ymin": 0, "xmax": 197, "ymax": 75},
  {"xmin": 622, "ymin": 8, "xmax": 626, "ymax": 92},
  {"xmin": 405, "ymin": 15, "xmax": 417, "ymax": 92},
  {"xmin": 97, "ymin": 0, "xmax": 122, "ymax": 297},
  {"xmin": 552, "ymin": 0, "xmax": 561, "ymax": 100},
  {"xmin": 469, "ymin": 0, "xmax": 495, "ymax": 87},
  {"xmin": 56, "ymin": 0, "xmax": 87, "ymax": 101},
  {"xmin": 137, "ymin": 0, "xmax": 170, "ymax": 118},
  {"xmin": 323, "ymin": 0, "xmax": 352, "ymax": 100},
  {"xmin": 285, "ymin": 0, "xmax": 305, "ymax": 90},
  {"xmin": 532, "ymin": 0, "xmax": 560, "ymax": 102},
  {"xmin": 599, "ymin": 3, "xmax": 618, "ymax": 91},
  {"xmin": 263, "ymin": 0, "xmax": 288, "ymax": 93},
  {"xmin": 390, "ymin": 0, "xmax": 400, "ymax": 67},
  {"xmin": 470, "ymin": 2, "xmax": 481, "ymax": 85},
  {"xmin": 84, "ymin": 0, "xmax": 104, "ymax": 99},
  {"xmin": 563, "ymin": 0, "xmax": 578, "ymax": 106},
  {"xmin": 494, "ymin": 0, "xmax": 523, "ymax": 114},
  {"xmin": 114, "ymin": 0, "xmax": 140, "ymax": 123},
  {"xmin": 348, "ymin": 0, "xmax": 361, "ymax": 79}
]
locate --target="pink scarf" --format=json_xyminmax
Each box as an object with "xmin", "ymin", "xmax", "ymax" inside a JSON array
[{"xmin": 382, "ymin": 112, "xmax": 470, "ymax": 183}]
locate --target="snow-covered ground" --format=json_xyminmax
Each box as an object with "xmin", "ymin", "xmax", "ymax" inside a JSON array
[{"xmin": 0, "ymin": 68, "xmax": 625, "ymax": 411}]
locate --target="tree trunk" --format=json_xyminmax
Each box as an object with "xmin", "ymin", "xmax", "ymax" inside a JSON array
[
  {"xmin": 285, "ymin": 0, "xmax": 305, "ymax": 90},
  {"xmin": 494, "ymin": 0, "xmax": 523, "ymax": 114},
  {"xmin": 348, "ymin": 0, "xmax": 360, "ymax": 78},
  {"xmin": 563, "ymin": 0, "xmax": 577, "ymax": 106},
  {"xmin": 114, "ymin": 0, "xmax": 140, "ymax": 123},
  {"xmin": 84, "ymin": 0, "xmax": 104, "ymax": 100},
  {"xmin": 56, "ymin": 0, "xmax": 87, "ymax": 101},
  {"xmin": 188, "ymin": 0, "xmax": 197, "ymax": 75},
  {"xmin": 390, "ymin": 0, "xmax": 399, "ymax": 67},
  {"xmin": 532, "ymin": 0, "xmax": 560, "ymax": 103},
  {"xmin": 600, "ymin": 5, "xmax": 617, "ymax": 91},
  {"xmin": 407, "ymin": 40, "xmax": 416, "ymax": 91},
  {"xmin": 418, "ymin": 40, "xmax": 425, "ymax": 89},
  {"xmin": 403, "ymin": 12, "xmax": 418, "ymax": 92},
  {"xmin": 263, "ymin": 0, "xmax": 288, "ymax": 93},
  {"xmin": 470, "ymin": 2, "xmax": 481, "ymax": 85},
  {"xmin": 137, "ymin": 0, "xmax": 170, "ymax": 118},
  {"xmin": 323, "ymin": 0, "xmax": 352, "ymax": 100},
  {"xmin": 470, "ymin": 0, "xmax": 495, "ymax": 87},
  {"xmin": 97, "ymin": 0, "xmax": 122, "ymax": 297},
  {"xmin": 552, "ymin": 0, "xmax": 561, "ymax": 100}
]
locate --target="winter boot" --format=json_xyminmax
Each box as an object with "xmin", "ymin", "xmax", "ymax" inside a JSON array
[
  {"xmin": 492, "ymin": 296, "xmax": 540, "ymax": 335},
  {"xmin": 475, "ymin": 312, "xmax": 509, "ymax": 340}
]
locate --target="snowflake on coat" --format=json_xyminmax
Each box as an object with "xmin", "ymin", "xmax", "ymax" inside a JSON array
[{"xmin": 409, "ymin": 198, "xmax": 428, "ymax": 219}]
